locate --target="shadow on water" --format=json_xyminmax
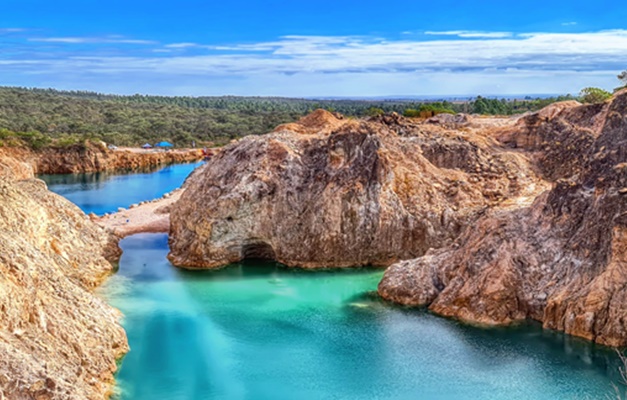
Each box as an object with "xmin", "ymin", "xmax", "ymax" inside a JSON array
[
  {"xmin": 174, "ymin": 258, "xmax": 386, "ymax": 282},
  {"xmin": 366, "ymin": 291, "xmax": 627, "ymax": 391},
  {"xmin": 41, "ymin": 162, "xmax": 184, "ymax": 186}
]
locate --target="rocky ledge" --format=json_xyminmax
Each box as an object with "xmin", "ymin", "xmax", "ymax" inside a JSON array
[
  {"xmin": 0, "ymin": 155, "xmax": 128, "ymax": 399},
  {"xmin": 379, "ymin": 90, "xmax": 627, "ymax": 346},
  {"xmin": 1, "ymin": 142, "xmax": 203, "ymax": 175},
  {"xmin": 168, "ymin": 109, "xmax": 545, "ymax": 269}
]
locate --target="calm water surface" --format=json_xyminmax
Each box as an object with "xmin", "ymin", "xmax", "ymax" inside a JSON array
[
  {"xmin": 45, "ymin": 165, "xmax": 625, "ymax": 400},
  {"xmin": 40, "ymin": 161, "xmax": 203, "ymax": 215}
]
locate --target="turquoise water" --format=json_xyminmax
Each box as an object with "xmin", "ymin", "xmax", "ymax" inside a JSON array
[
  {"xmin": 40, "ymin": 161, "xmax": 203, "ymax": 215},
  {"xmin": 95, "ymin": 234, "xmax": 625, "ymax": 400},
  {"xmin": 42, "ymin": 166, "xmax": 626, "ymax": 400}
]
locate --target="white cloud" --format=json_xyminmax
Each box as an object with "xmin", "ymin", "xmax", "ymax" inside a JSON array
[
  {"xmin": 424, "ymin": 30, "xmax": 513, "ymax": 38},
  {"xmin": 6, "ymin": 29, "xmax": 627, "ymax": 95},
  {"xmin": 0, "ymin": 28, "xmax": 26, "ymax": 33},
  {"xmin": 128, "ymin": 30, "xmax": 626, "ymax": 75},
  {"xmin": 29, "ymin": 36, "xmax": 156, "ymax": 44},
  {"xmin": 562, "ymin": 22, "xmax": 578, "ymax": 26},
  {"xmin": 165, "ymin": 42, "xmax": 198, "ymax": 48},
  {"xmin": 16, "ymin": 30, "xmax": 627, "ymax": 74}
]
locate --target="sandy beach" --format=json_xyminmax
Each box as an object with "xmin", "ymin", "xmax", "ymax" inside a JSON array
[{"xmin": 94, "ymin": 189, "xmax": 183, "ymax": 237}]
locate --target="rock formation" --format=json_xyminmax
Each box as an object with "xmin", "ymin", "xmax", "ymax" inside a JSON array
[
  {"xmin": 169, "ymin": 110, "xmax": 544, "ymax": 269},
  {"xmin": 0, "ymin": 155, "xmax": 34, "ymax": 181},
  {"xmin": 496, "ymin": 100, "xmax": 609, "ymax": 180},
  {"xmin": 0, "ymin": 142, "xmax": 203, "ymax": 175},
  {"xmin": 0, "ymin": 154, "xmax": 128, "ymax": 399},
  {"xmin": 379, "ymin": 91, "xmax": 627, "ymax": 346}
]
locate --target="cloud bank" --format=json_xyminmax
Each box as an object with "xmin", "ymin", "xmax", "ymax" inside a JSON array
[{"xmin": 1, "ymin": 29, "xmax": 625, "ymax": 96}]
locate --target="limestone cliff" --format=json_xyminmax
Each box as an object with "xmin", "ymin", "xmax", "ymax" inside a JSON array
[
  {"xmin": 1, "ymin": 142, "xmax": 203, "ymax": 175},
  {"xmin": 379, "ymin": 91, "xmax": 627, "ymax": 346},
  {"xmin": 0, "ymin": 155, "xmax": 128, "ymax": 399},
  {"xmin": 168, "ymin": 110, "xmax": 544, "ymax": 269}
]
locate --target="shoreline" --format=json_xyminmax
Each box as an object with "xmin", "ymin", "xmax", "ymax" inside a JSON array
[
  {"xmin": 0, "ymin": 143, "xmax": 206, "ymax": 175},
  {"xmin": 94, "ymin": 188, "xmax": 183, "ymax": 237}
]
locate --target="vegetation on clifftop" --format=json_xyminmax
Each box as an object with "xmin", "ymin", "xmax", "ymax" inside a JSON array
[
  {"xmin": 579, "ymin": 87, "xmax": 612, "ymax": 104},
  {"xmin": 0, "ymin": 86, "xmax": 579, "ymax": 149}
]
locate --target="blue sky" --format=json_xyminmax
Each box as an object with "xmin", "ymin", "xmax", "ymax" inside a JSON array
[{"xmin": 1, "ymin": 0, "xmax": 626, "ymax": 97}]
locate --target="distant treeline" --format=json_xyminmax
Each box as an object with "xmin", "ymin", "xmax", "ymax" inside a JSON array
[{"xmin": 0, "ymin": 87, "xmax": 577, "ymax": 149}]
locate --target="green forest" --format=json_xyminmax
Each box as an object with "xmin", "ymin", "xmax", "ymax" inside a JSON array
[{"xmin": 0, "ymin": 86, "xmax": 577, "ymax": 149}]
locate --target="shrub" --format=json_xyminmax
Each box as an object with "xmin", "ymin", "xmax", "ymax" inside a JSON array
[
  {"xmin": 404, "ymin": 103, "xmax": 455, "ymax": 118},
  {"xmin": 366, "ymin": 107, "xmax": 384, "ymax": 117},
  {"xmin": 579, "ymin": 87, "xmax": 612, "ymax": 104},
  {"xmin": 55, "ymin": 134, "xmax": 82, "ymax": 147}
]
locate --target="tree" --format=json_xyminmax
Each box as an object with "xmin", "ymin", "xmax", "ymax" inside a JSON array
[
  {"xmin": 579, "ymin": 87, "xmax": 612, "ymax": 104},
  {"xmin": 0, "ymin": 86, "xmax": 590, "ymax": 148},
  {"xmin": 366, "ymin": 107, "xmax": 384, "ymax": 117}
]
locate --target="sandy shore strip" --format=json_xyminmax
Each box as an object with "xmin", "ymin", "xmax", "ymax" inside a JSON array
[{"xmin": 93, "ymin": 189, "xmax": 183, "ymax": 237}]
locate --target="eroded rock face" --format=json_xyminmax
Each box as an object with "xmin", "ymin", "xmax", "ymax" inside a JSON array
[
  {"xmin": 0, "ymin": 143, "xmax": 203, "ymax": 175},
  {"xmin": 0, "ymin": 156, "xmax": 128, "ymax": 399},
  {"xmin": 169, "ymin": 110, "xmax": 543, "ymax": 269},
  {"xmin": 0, "ymin": 156, "xmax": 34, "ymax": 181},
  {"xmin": 495, "ymin": 100, "xmax": 609, "ymax": 180},
  {"xmin": 379, "ymin": 91, "xmax": 627, "ymax": 346}
]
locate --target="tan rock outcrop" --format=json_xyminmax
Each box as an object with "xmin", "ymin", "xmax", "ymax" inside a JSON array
[
  {"xmin": 379, "ymin": 91, "xmax": 627, "ymax": 346},
  {"xmin": 0, "ymin": 143, "xmax": 203, "ymax": 175},
  {"xmin": 495, "ymin": 100, "xmax": 609, "ymax": 180},
  {"xmin": 274, "ymin": 109, "xmax": 350, "ymax": 135},
  {"xmin": 0, "ymin": 155, "xmax": 128, "ymax": 399},
  {"xmin": 168, "ymin": 110, "xmax": 544, "ymax": 269},
  {"xmin": 0, "ymin": 155, "xmax": 34, "ymax": 181}
]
